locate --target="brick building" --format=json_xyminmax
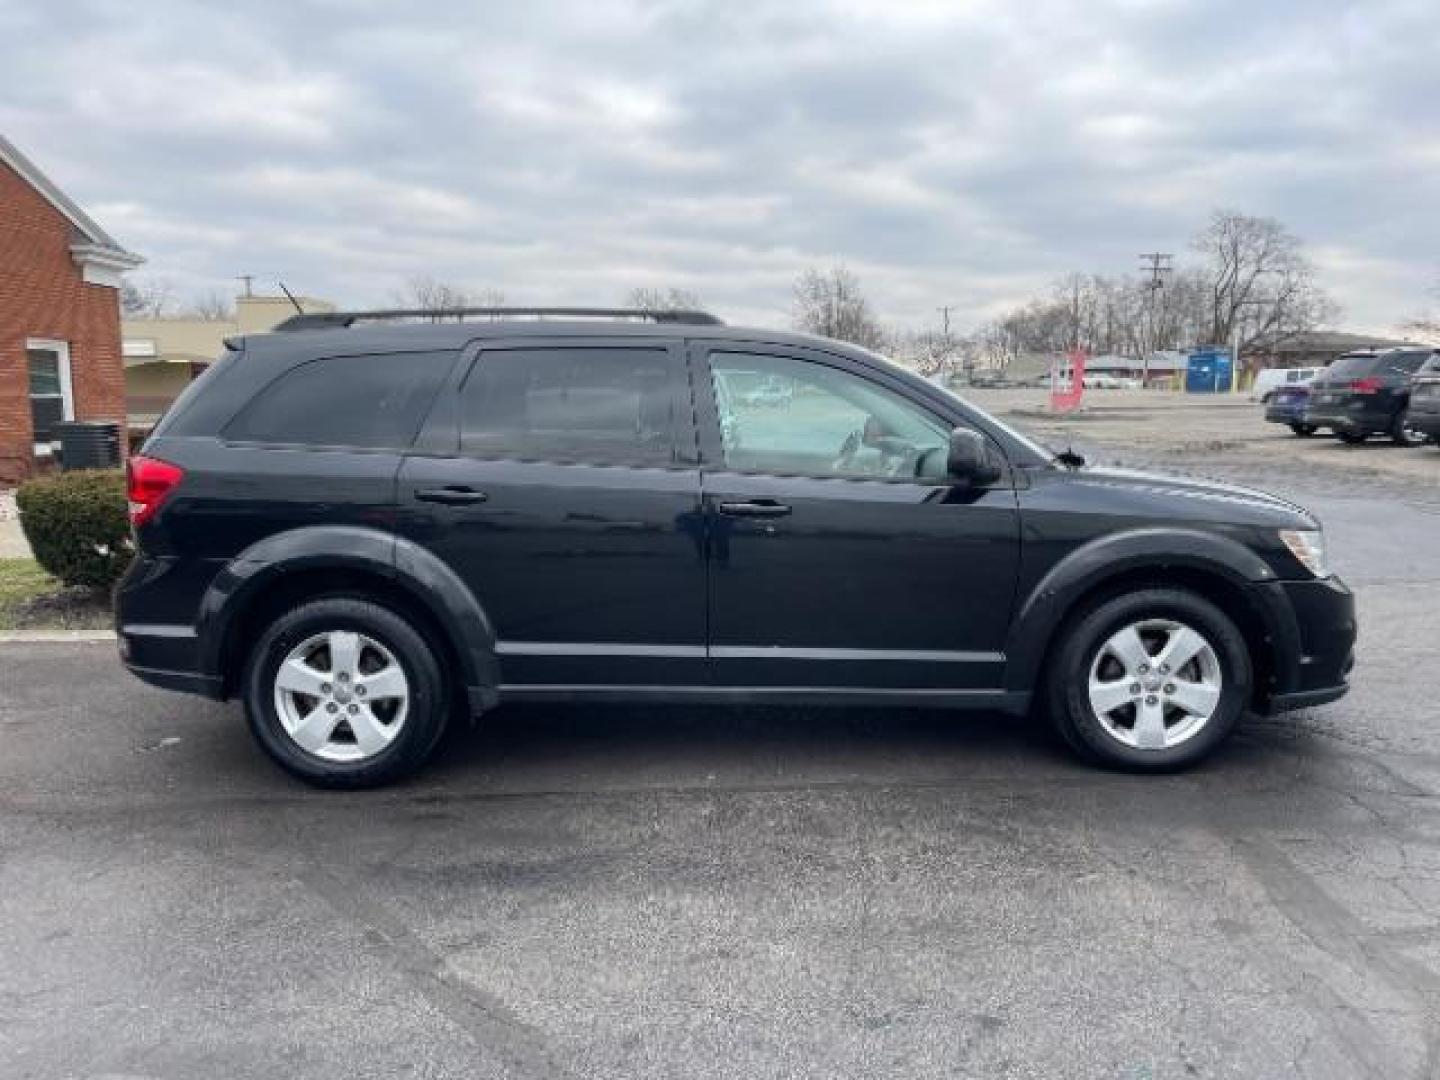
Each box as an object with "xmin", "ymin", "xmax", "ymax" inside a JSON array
[{"xmin": 1, "ymin": 134, "xmax": 142, "ymax": 484}]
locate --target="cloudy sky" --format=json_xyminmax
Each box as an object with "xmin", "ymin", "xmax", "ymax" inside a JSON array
[{"xmin": 3, "ymin": 0, "xmax": 1437, "ymax": 333}]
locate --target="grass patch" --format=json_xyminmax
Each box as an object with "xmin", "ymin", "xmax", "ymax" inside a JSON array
[{"xmin": 0, "ymin": 558, "xmax": 112, "ymax": 635}]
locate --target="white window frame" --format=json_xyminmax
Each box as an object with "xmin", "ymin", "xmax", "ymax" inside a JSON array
[{"xmin": 26, "ymin": 338, "xmax": 74, "ymax": 457}]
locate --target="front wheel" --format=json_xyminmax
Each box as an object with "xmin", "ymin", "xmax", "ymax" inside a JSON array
[
  {"xmin": 1047, "ymin": 588, "xmax": 1252, "ymax": 771},
  {"xmin": 243, "ymin": 597, "xmax": 450, "ymax": 788},
  {"xmin": 1289, "ymin": 422, "xmax": 1318, "ymax": 437}
]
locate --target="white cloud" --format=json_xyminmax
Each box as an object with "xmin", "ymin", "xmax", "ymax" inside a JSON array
[{"xmin": 2, "ymin": 0, "xmax": 1436, "ymax": 335}]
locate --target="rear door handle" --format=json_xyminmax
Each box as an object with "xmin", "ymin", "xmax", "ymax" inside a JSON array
[
  {"xmin": 415, "ymin": 486, "xmax": 489, "ymax": 505},
  {"xmin": 717, "ymin": 499, "xmax": 791, "ymax": 518}
]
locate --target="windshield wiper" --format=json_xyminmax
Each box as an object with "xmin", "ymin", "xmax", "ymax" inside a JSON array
[{"xmin": 1052, "ymin": 445, "xmax": 1086, "ymax": 469}]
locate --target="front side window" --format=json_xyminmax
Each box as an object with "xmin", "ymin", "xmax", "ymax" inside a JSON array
[
  {"xmin": 226, "ymin": 351, "xmax": 455, "ymax": 449},
  {"xmin": 26, "ymin": 343, "xmax": 71, "ymax": 447},
  {"xmin": 460, "ymin": 347, "xmax": 679, "ymax": 466},
  {"xmin": 709, "ymin": 352, "xmax": 950, "ymax": 480}
]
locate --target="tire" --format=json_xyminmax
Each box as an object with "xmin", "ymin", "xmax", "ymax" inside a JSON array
[
  {"xmin": 243, "ymin": 597, "xmax": 450, "ymax": 788},
  {"xmin": 1393, "ymin": 412, "xmax": 1427, "ymax": 447},
  {"xmin": 1337, "ymin": 431, "xmax": 1367, "ymax": 445},
  {"xmin": 1289, "ymin": 423, "xmax": 1317, "ymax": 437},
  {"xmin": 1046, "ymin": 588, "xmax": 1252, "ymax": 772}
]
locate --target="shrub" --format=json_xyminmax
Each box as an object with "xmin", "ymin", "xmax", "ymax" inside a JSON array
[{"xmin": 15, "ymin": 469, "xmax": 133, "ymax": 592}]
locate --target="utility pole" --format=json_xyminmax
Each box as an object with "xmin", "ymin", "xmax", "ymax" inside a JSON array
[
  {"xmin": 936, "ymin": 305, "xmax": 962, "ymax": 378},
  {"xmin": 1138, "ymin": 253, "xmax": 1172, "ymax": 385},
  {"xmin": 236, "ymin": 274, "xmax": 254, "ymax": 299}
]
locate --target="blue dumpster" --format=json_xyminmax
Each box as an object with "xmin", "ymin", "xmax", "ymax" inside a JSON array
[{"xmin": 1185, "ymin": 348, "xmax": 1233, "ymax": 393}]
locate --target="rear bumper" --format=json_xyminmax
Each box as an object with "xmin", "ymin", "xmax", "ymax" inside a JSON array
[
  {"xmin": 1255, "ymin": 576, "xmax": 1357, "ymax": 714},
  {"xmin": 117, "ymin": 622, "xmax": 225, "ymax": 699},
  {"xmin": 1305, "ymin": 401, "xmax": 1395, "ymax": 434},
  {"xmin": 116, "ymin": 554, "xmax": 227, "ymax": 700}
]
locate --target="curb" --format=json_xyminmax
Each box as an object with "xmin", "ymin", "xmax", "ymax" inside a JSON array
[{"xmin": 0, "ymin": 630, "xmax": 116, "ymax": 644}]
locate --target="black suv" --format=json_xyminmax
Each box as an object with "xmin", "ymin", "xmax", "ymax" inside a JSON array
[
  {"xmin": 1304, "ymin": 348, "xmax": 1432, "ymax": 445},
  {"xmin": 118, "ymin": 308, "xmax": 1356, "ymax": 787},
  {"xmin": 1403, "ymin": 352, "xmax": 1440, "ymax": 445}
]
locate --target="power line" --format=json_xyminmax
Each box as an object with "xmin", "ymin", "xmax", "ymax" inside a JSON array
[{"xmin": 1138, "ymin": 253, "xmax": 1172, "ymax": 291}]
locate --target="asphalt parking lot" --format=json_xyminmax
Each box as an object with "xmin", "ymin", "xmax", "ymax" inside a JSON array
[{"xmin": 3, "ymin": 397, "xmax": 1440, "ymax": 1079}]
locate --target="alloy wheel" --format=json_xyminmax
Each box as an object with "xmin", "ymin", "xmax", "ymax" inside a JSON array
[
  {"xmin": 272, "ymin": 630, "xmax": 409, "ymax": 762},
  {"xmin": 1086, "ymin": 618, "xmax": 1222, "ymax": 750}
]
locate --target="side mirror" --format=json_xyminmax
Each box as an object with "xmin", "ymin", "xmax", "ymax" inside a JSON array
[{"xmin": 947, "ymin": 428, "xmax": 1003, "ymax": 485}]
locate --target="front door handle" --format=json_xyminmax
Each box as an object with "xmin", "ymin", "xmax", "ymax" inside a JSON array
[
  {"xmin": 717, "ymin": 499, "xmax": 792, "ymax": 518},
  {"xmin": 415, "ymin": 486, "xmax": 489, "ymax": 505}
]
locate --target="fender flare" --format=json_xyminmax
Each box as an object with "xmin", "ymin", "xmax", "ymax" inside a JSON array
[
  {"xmin": 196, "ymin": 525, "xmax": 499, "ymax": 705},
  {"xmin": 1003, "ymin": 527, "xmax": 1299, "ymax": 695}
]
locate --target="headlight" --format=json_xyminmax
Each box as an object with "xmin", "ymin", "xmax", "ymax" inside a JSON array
[{"xmin": 1279, "ymin": 529, "xmax": 1330, "ymax": 578}]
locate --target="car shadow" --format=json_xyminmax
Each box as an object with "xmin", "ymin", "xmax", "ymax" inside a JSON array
[{"xmin": 412, "ymin": 701, "xmax": 1329, "ymax": 795}]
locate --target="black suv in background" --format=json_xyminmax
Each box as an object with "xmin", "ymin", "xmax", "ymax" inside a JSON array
[
  {"xmin": 1403, "ymin": 352, "xmax": 1440, "ymax": 446},
  {"xmin": 1304, "ymin": 348, "xmax": 1432, "ymax": 445},
  {"xmin": 118, "ymin": 308, "xmax": 1356, "ymax": 787}
]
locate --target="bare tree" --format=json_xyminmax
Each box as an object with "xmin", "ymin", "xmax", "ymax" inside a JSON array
[
  {"xmin": 627, "ymin": 287, "xmax": 703, "ymax": 313},
  {"xmin": 792, "ymin": 265, "xmax": 886, "ymax": 351},
  {"xmin": 179, "ymin": 290, "xmax": 235, "ymax": 321},
  {"xmin": 392, "ymin": 275, "xmax": 504, "ymax": 317},
  {"xmin": 120, "ymin": 277, "xmax": 174, "ymax": 318},
  {"xmin": 1402, "ymin": 274, "xmax": 1440, "ymax": 341},
  {"xmin": 1192, "ymin": 210, "xmax": 1335, "ymax": 366},
  {"xmin": 970, "ymin": 209, "xmax": 1334, "ymax": 377}
]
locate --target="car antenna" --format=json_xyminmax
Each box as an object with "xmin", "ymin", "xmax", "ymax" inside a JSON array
[{"xmin": 276, "ymin": 281, "xmax": 304, "ymax": 316}]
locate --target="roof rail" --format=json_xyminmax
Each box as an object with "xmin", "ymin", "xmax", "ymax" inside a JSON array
[{"xmin": 272, "ymin": 306, "xmax": 724, "ymax": 332}]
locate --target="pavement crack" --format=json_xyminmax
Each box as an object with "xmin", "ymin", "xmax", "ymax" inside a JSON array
[{"xmin": 272, "ymin": 812, "xmax": 579, "ymax": 1080}]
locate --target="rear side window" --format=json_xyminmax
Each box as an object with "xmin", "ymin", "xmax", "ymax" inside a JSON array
[
  {"xmin": 226, "ymin": 351, "xmax": 455, "ymax": 449},
  {"xmin": 1382, "ymin": 351, "xmax": 1427, "ymax": 376},
  {"xmin": 148, "ymin": 348, "xmax": 237, "ymax": 438},
  {"xmin": 460, "ymin": 346, "xmax": 681, "ymax": 465}
]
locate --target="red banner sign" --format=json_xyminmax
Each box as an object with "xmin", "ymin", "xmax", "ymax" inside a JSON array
[{"xmin": 1050, "ymin": 349, "xmax": 1088, "ymax": 413}]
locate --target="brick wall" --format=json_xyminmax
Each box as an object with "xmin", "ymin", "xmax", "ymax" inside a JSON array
[{"xmin": 0, "ymin": 159, "xmax": 126, "ymax": 485}]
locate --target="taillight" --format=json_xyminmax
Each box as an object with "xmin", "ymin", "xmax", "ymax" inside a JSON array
[
  {"xmin": 1349, "ymin": 377, "xmax": 1383, "ymax": 394},
  {"xmin": 127, "ymin": 455, "xmax": 184, "ymax": 527}
]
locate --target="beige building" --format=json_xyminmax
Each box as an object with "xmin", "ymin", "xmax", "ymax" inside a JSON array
[{"xmin": 123, "ymin": 294, "xmax": 333, "ymax": 425}]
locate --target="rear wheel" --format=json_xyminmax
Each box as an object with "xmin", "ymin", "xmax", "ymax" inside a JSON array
[
  {"xmin": 243, "ymin": 597, "xmax": 449, "ymax": 788},
  {"xmin": 1047, "ymin": 588, "xmax": 1251, "ymax": 771},
  {"xmin": 1393, "ymin": 412, "xmax": 1427, "ymax": 446},
  {"xmin": 1289, "ymin": 422, "xmax": 1317, "ymax": 437}
]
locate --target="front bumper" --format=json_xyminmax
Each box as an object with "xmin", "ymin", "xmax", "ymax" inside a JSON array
[
  {"xmin": 1256, "ymin": 575, "xmax": 1356, "ymax": 713},
  {"xmin": 1405, "ymin": 404, "xmax": 1440, "ymax": 440},
  {"xmin": 1264, "ymin": 401, "xmax": 1309, "ymax": 424}
]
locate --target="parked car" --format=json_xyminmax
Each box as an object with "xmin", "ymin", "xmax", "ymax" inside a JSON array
[
  {"xmin": 118, "ymin": 307, "xmax": 1356, "ymax": 787},
  {"xmin": 1304, "ymin": 348, "xmax": 1431, "ymax": 445},
  {"xmin": 1264, "ymin": 384, "xmax": 1318, "ymax": 436},
  {"xmin": 1251, "ymin": 366, "xmax": 1321, "ymax": 403},
  {"xmin": 1403, "ymin": 352, "xmax": 1440, "ymax": 445},
  {"xmin": 741, "ymin": 377, "xmax": 794, "ymax": 409}
]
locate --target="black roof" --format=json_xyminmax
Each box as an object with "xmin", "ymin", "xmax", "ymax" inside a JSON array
[
  {"xmin": 273, "ymin": 306, "xmax": 722, "ymax": 332},
  {"xmin": 236, "ymin": 315, "xmax": 842, "ymax": 359}
]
